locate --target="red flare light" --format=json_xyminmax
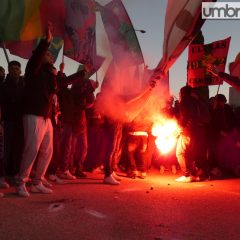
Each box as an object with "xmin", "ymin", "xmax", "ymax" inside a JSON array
[{"xmin": 152, "ymin": 118, "xmax": 180, "ymax": 154}]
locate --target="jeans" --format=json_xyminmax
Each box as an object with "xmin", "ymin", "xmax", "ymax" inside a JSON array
[
  {"xmin": 4, "ymin": 120, "xmax": 23, "ymax": 176},
  {"xmin": 127, "ymin": 134, "xmax": 148, "ymax": 172},
  {"xmin": 72, "ymin": 130, "xmax": 88, "ymax": 172}
]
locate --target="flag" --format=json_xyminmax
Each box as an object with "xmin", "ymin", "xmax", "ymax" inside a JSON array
[
  {"xmin": 99, "ymin": 0, "xmax": 146, "ymax": 98},
  {"xmin": 1, "ymin": 0, "xmax": 103, "ymax": 66},
  {"xmin": 39, "ymin": 0, "xmax": 66, "ymax": 38},
  {"xmin": 99, "ymin": 0, "xmax": 144, "ymax": 66},
  {"xmin": 0, "ymin": 0, "xmax": 42, "ymax": 41},
  {"xmin": 63, "ymin": 0, "xmax": 97, "ymax": 65},
  {"xmin": 154, "ymin": 0, "xmax": 215, "ymax": 78},
  {"xmin": 5, "ymin": 37, "xmax": 64, "ymax": 62},
  {"xmin": 187, "ymin": 37, "xmax": 231, "ymax": 87},
  {"xmin": 0, "ymin": 0, "xmax": 65, "ymax": 41},
  {"xmin": 4, "ymin": 41, "xmax": 35, "ymax": 59},
  {"xmin": 0, "ymin": 0, "xmax": 65, "ymax": 60}
]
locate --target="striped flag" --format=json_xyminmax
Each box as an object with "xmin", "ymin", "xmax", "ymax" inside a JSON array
[
  {"xmin": 0, "ymin": 0, "xmax": 42, "ymax": 41},
  {"xmin": 0, "ymin": 0, "xmax": 65, "ymax": 41},
  {"xmin": 154, "ymin": 0, "xmax": 214, "ymax": 79},
  {"xmin": 0, "ymin": 0, "xmax": 65, "ymax": 61}
]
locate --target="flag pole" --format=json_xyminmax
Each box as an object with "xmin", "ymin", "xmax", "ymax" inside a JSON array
[
  {"xmin": 96, "ymin": 70, "xmax": 98, "ymax": 83},
  {"xmin": 216, "ymin": 84, "xmax": 221, "ymax": 95},
  {"xmin": 62, "ymin": 42, "xmax": 64, "ymax": 63},
  {"xmin": 1, "ymin": 41, "xmax": 10, "ymax": 64}
]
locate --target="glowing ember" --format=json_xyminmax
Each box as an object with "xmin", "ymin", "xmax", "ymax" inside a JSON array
[{"xmin": 152, "ymin": 118, "xmax": 180, "ymax": 154}]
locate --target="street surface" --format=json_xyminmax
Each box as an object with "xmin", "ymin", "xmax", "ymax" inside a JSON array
[{"xmin": 0, "ymin": 169, "xmax": 240, "ymax": 240}]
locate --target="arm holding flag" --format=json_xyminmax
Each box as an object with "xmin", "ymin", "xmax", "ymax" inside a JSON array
[
  {"xmin": 207, "ymin": 65, "xmax": 240, "ymax": 91},
  {"xmin": 57, "ymin": 67, "xmax": 85, "ymax": 88},
  {"xmin": 57, "ymin": 62, "xmax": 99, "ymax": 89},
  {"xmin": 25, "ymin": 23, "xmax": 53, "ymax": 77},
  {"xmin": 218, "ymin": 72, "xmax": 240, "ymax": 91}
]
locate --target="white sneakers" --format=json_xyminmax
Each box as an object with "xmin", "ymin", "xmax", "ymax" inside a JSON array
[
  {"xmin": 58, "ymin": 170, "xmax": 76, "ymax": 180},
  {"xmin": 16, "ymin": 183, "xmax": 30, "ymax": 197},
  {"xmin": 31, "ymin": 182, "xmax": 53, "ymax": 194},
  {"xmin": 104, "ymin": 174, "xmax": 120, "ymax": 185},
  {"xmin": 112, "ymin": 171, "xmax": 122, "ymax": 181},
  {"xmin": 16, "ymin": 182, "xmax": 53, "ymax": 197},
  {"xmin": 41, "ymin": 177, "xmax": 53, "ymax": 188},
  {"xmin": 0, "ymin": 178, "xmax": 10, "ymax": 189},
  {"xmin": 175, "ymin": 175, "xmax": 199, "ymax": 183},
  {"xmin": 0, "ymin": 178, "xmax": 9, "ymax": 197},
  {"xmin": 48, "ymin": 174, "xmax": 65, "ymax": 184},
  {"xmin": 138, "ymin": 172, "xmax": 147, "ymax": 179}
]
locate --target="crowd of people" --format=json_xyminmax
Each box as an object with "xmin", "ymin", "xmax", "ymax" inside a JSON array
[
  {"xmin": 0, "ymin": 25, "xmax": 240, "ymax": 198},
  {"xmin": 0, "ymin": 24, "xmax": 157, "ymax": 197},
  {"xmin": 175, "ymin": 85, "xmax": 240, "ymax": 183}
]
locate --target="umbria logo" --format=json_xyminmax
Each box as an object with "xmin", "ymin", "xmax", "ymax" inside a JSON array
[{"xmin": 202, "ymin": 2, "xmax": 240, "ymax": 19}]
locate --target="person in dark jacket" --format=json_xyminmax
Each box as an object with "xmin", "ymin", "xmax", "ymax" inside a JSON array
[
  {"xmin": 47, "ymin": 63, "xmax": 87, "ymax": 181},
  {"xmin": 0, "ymin": 66, "xmax": 7, "ymax": 197},
  {"xmin": 1, "ymin": 61, "xmax": 25, "ymax": 180},
  {"xmin": 0, "ymin": 66, "xmax": 5, "ymax": 87},
  {"xmin": 16, "ymin": 24, "xmax": 57, "ymax": 197},
  {"xmin": 70, "ymin": 75, "xmax": 98, "ymax": 178},
  {"xmin": 206, "ymin": 65, "xmax": 239, "ymax": 176},
  {"xmin": 175, "ymin": 86, "xmax": 210, "ymax": 183},
  {"xmin": 47, "ymin": 66, "xmax": 76, "ymax": 182},
  {"xmin": 208, "ymin": 94, "xmax": 236, "ymax": 177}
]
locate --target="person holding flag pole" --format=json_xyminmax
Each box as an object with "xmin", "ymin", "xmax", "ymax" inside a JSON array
[
  {"xmin": 207, "ymin": 64, "xmax": 240, "ymax": 158},
  {"xmin": 207, "ymin": 64, "xmax": 240, "ymax": 92}
]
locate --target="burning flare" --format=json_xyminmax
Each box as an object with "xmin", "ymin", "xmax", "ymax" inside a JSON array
[{"xmin": 152, "ymin": 118, "xmax": 180, "ymax": 154}]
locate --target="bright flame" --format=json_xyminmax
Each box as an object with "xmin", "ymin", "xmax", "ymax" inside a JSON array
[{"xmin": 152, "ymin": 118, "xmax": 180, "ymax": 154}]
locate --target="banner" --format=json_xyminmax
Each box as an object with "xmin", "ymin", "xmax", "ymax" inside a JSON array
[{"xmin": 187, "ymin": 37, "xmax": 231, "ymax": 87}]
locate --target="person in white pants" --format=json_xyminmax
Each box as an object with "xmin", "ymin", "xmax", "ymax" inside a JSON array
[
  {"xmin": 18, "ymin": 115, "xmax": 53, "ymax": 195},
  {"xmin": 16, "ymin": 24, "xmax": 56, "ymax": 197}
]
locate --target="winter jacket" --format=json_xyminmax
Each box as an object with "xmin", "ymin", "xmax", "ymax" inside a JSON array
[
  {"xmin": 1, "ymin": 75, "xmax": 25, "ymax": 121},
  {"xmin": 23, "ymin": 39, "xmax": 57, "ymax": 118}
]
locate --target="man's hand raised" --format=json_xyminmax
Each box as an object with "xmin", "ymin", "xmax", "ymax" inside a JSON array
[{"xmin": 46, "ymin": 22, "xmax": 53, "ymax": 43}]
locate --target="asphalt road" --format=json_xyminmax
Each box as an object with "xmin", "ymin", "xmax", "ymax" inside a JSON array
[{"xmin": 1, "ymin": 170, "xmax": 240, "ymax": 240}]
